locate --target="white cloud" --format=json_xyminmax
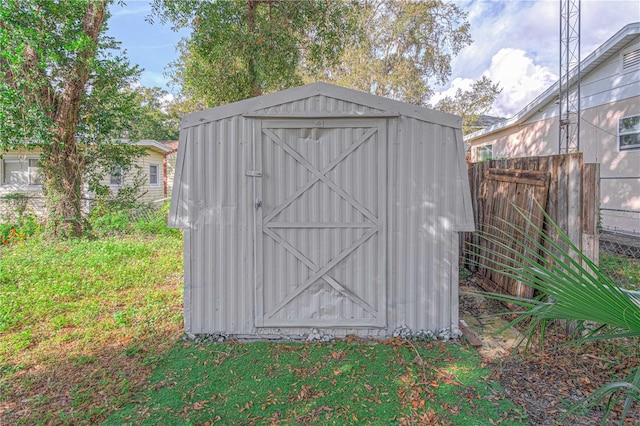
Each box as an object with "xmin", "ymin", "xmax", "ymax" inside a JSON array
[
  {"xmin": 484, "ymin": 48, "xmax": 557, "ymax": 117},
  {"xmin": 580, "ymin": 1, "xmax": 640, "ymax": 54},
  {"xmin": 449, "ymin": 1, "xmax": 557, "ymax": 79},
  {"xmin": 160, "ymin": 92, "xmax": 176, "ymax": 106},
  {"xmin": 429, "ymin": 77, "xmax": 474, "ymax": 106},
  {"xmin": 430, "ymin": 48, "xmax": 557, "ymax": 118},
  {"xmin": 434, "ymin": 0, "xmax": 638, "ymax": 118}
]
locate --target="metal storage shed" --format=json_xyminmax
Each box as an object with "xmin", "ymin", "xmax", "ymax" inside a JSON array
[{"xmin": 168, "ymin": 82, "xmax": 475, "ymax": 339}]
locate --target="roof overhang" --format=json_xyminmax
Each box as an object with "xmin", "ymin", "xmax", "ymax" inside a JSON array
[{"xmin": 134, "ymin": 139, "xmax": 174, "ymax": 153}]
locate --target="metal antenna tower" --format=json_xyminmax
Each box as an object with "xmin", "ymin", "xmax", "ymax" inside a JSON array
[{"xmin": 559, "ymin": 0, "xmax": 581, "ymax": 153}]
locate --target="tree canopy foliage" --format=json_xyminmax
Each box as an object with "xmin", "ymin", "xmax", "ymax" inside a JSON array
[
  {"xmin": 0, "ymin": 0, "xmax": 141, "ymax": 237},
  {"xmin": 152, "ymin": 0, "xmax": 500, "ymax": 128},
  {"xmin": 151, "ymin": 0, "xmax": 358, "ymax": 108},
  {"xmin": 435, "ymin": 76, "xmax": 502, "ymax": 134},
  {"xmin": 128, "ymin": 86, "xmax": 180, "ymax": 141},
  {"xmin": 309, "ymin": 0, "xmax": 473, "ymax": 106}
]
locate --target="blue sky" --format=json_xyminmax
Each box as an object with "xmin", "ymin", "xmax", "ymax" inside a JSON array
[
  {"xmin": 107, "ymin": 0, "xmax": 639, "ymax": 117},
  {"xmin": 106, "ymin": 1, "xmax": 189, "ymax": 92}
]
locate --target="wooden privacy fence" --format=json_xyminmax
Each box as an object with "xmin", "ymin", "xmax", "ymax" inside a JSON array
[{"xmin": 462, "ymin": 153, "xmax": 600, "ymax": 299}]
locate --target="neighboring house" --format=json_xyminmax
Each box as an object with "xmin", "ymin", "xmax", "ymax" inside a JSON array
[
  {"xmin": 0, "ymin": 139, "xmax": 176, "ymax": 220},
  {"xmin": 0, "ymin": 149, "xmax": 46, "ymax": 219},
  {"xmin": 162, "ymin": 140, "xmax": 179, "ymax": 200},
  {"xmin": 465, "ymin": 22, "xmax": 640, "ymax": 235},
  {"xmin": 103, "ymin": 139, "xmax": 174, "ymax": 204}
]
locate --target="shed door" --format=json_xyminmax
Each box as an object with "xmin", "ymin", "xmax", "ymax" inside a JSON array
[{"xmin": 252, "ymin": 118, "xmax": 387, "ymax": 328}]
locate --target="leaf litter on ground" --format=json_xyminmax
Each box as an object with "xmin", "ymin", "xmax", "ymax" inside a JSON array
[{"xmin": 103, "ymin": 338, "xmax": 526, "ymax": 425}]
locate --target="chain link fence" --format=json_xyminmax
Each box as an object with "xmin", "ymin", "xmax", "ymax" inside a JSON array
[
  {"xmin": 600, "ymin": 230, "xmax": 640, "ymax": 259},
  {"xmin": 599, "ymin": 230, "xmax": 640, "ymax": 290}
]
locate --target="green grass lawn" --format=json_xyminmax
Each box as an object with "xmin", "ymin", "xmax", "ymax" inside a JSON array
[
  {"xmin": 0, "ymin": 228, "xmax": 532, "ymax": 425},
  {"xmin": 0, "ymin": 233, "xmax": 184, "ymax": 425},
  {"xmin": 3, "ymin": 226, "xmax": 638, "ymax": 425},
  {"xmin": 600, "ymin": 252, "xmax": 640, "ymax": 290},
  {"xmin": 104, "ymin": 339, "xmax": 524, "ymax": 425}
]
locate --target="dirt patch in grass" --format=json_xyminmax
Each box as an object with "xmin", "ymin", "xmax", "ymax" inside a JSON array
[
  {"xmin": 494, "ymin": 333, "xmax": 639, "ymax": 426},
  {"xmin": 2, "ymin": 331, "xmax": 179, "ymax": 424}
]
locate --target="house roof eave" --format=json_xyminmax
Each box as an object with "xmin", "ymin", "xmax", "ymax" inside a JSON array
[
  {"xmin": 134, "ymin": 139, "xmax": 174, "ymax": 153},
  {"xmin": 465, "ymin": 22, "xmax": 640, "ymax": 143}
]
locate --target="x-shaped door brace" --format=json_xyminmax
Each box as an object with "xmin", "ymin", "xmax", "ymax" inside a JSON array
[
  {"xmin": 262, "ymin": 128, "xmax": 378, "ymax": 224},
  {"xmin": 261, "ymin": 127, "xmax": 379, "ymax": 319},
  {"xmin": 263, "ymin": 227, "xmax": 378, "ymax": 319}
]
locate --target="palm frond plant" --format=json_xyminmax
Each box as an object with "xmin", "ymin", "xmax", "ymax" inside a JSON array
[{"xmin": 468, "ymin": 206, "xmax": 640, "ymax": 424}]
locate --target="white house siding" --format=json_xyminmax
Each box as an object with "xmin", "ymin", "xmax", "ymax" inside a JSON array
[
  {"xmin": 170, "ymin": 83, "xmax": 474, "ymax": 338},
  {"xmin": 99, "ymin": 147, "xmax": 168, "ymax": 204},
  {"xmin": 165, "ymin": 150, "xmax": 177, "ymax": 198},
  {"xmin": 133, "ymin": 150, "xmax": 165, "ymax": 203},
  {"xmin": 1, "ymin": 142, "xmax": 172, "ymax": 223},
  {"xmin": 469, "ymin": 30, "xmax": 640, "ymax": 234},
  {"xmin": 0, "ymin": 149, "xmax": 46, "ymax": 220}
]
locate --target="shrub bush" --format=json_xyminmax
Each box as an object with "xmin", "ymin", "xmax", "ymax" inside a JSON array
[
  {"xmin": 470, "ymin": 206, "xmax": 640, "ymax": 423},
  {"xmin": 88, "ymin": 202, "xmax": 178, "ymax": 238},
  {"xmin": 134, "ymin": 203, "xmax": 178, "ymax": 236},
  {"xmin": 89, "ymin": 211, "xmax": 134, "ymax": 237}
]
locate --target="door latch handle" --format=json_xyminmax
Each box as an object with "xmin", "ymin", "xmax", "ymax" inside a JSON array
[{"xmin": 255, "ymin": 198, "xmax": 262, "ymax": 210}]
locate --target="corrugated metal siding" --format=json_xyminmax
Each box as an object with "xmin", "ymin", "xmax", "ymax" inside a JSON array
[
  {"xmin": 170, "ymin": 90, "xmax": 473, "ymax": 337},
  {"xmin": 180, "ymin": 117, "xmax": 254, "ymax": 334},
  {"xmin": 389, "ymin": 117, "xmax": 466, "ymax": 332},
  {"xmin": 256, "ymin": 94, "xmax": 385, "ymax": 116}
]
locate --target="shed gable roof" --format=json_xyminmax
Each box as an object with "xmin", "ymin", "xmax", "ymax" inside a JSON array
[
  {"xmin": 181, "ymin": 82, "xmax": 461, "ymax": 129},
  {"xmin": 465, "ymin": 22, "xmax": 640, "ymax": 142}
]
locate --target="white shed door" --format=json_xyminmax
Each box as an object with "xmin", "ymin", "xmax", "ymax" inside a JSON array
[{"xmin": 252, "ymin": 118, "xmax": 387, "ymax": 328}]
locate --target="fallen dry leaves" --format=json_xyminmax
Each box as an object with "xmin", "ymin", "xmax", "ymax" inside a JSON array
[{"xmin": 461, "ymin": 277, "xmax": 640, "ymax": 425}]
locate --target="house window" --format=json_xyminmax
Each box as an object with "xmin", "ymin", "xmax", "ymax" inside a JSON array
[
  {"xmin": 476, "ymin": 145, "xmax": 493, "ymax": 161},
  {"xmin": 619, "ymin": 115, "xmax": 640, "ymax": 151},
  {"xmin": 28, "ymin": 159, "xmax": 43, "ymax": 185},
  {"xmin": 149, "ymin": 164, "xmax": 159, "ymax": 186},
  {"xmin": 110, "ymin": 166, "xmax": 124, "ymax": 186},
  {"xmin": 2, "ymin": 157, "xmax": 42, "ymax": 185}
]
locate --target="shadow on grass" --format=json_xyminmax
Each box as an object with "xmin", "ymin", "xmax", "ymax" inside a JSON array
[{"xmin": 0, "ymin": 328, "xmax": 181, "ymax": 425}]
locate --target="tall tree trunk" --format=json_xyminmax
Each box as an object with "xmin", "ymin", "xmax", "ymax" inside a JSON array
[
  {"xmin": 246, "ymin": 0, "xmax": 261, "ymax": 97},
  {"xmin": 43, "ymin": 1, "xmax": 106, "ymax": 237}
]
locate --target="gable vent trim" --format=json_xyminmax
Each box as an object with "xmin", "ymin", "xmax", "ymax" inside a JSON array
[{"xmin": 622, "ymin": 48, "xmax": 640, "ymax": 70}]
